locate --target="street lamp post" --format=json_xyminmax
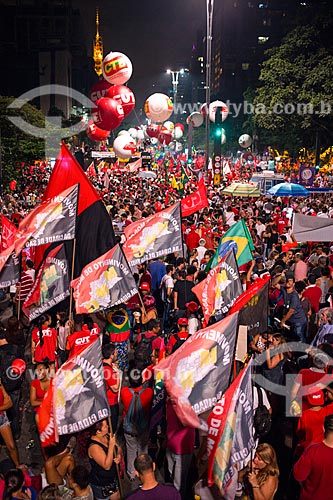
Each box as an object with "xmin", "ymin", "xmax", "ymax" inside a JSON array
[
  {"xmin": 167, "ymin": 68, "xmax": 185, "ymax": 115},
  {"xmin": 205, "ymin": 0, "xmax": 214, "ymax": 173}
]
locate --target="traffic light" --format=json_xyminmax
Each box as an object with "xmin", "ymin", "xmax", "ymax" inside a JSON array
[
  {"xmin": 215, "ymin": 126, "xmax": 222, "ymax": 138},
  {"xmin": 213, "ymin": 106, "xmax": 223, "ymax": 157}
]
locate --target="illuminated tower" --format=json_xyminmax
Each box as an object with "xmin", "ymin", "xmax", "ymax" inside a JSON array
[{"xmin": 93, "ymin": 7, "xmax": 103, "ymax": 76}]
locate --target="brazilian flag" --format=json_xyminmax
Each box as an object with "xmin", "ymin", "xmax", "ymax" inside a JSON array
[{"xmin": 206, "ymin": 219, "xmax": 255, "ymax": 272}]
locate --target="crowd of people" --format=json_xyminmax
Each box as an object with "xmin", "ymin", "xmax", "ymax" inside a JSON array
[{"xmin": 1, "ymin": 154, "xmax": 333, "ymax": 500}]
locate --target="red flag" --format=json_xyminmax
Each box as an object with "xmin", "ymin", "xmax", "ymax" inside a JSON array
[
  {"xmin": 192, "ymin": 250, "xmax": 242, "ymax": 324},
  {"xmin": 129, "ymin": 158, "xmax": 142, "ymax": 172},
  {"xmin": 1, "ymin": 215, "xmax": 17, "ymax": 251},
  {"xmin": 23, "ymin": 244, "xmax": 70, "ymax": 321},
  {"xmin": 86, "ymin": 161, "xmax": 96, "ymax": 178},
  {"xmin": 37, "ymin": 379, "xmax": 56, "ymax": 447},
  {"xmin": 0, "ymin": 184, "xmax": 78, "ymax": 274},
  {"xmin": 35, "ymin": 143, "xmax": 116, "ymax": 278},
  {"xmin": 155, "ymin": 313, "xmax": 239, "ymax": 429},
  {"xmin": 71, "ymin": 244, "xmax": 138, "ymax": 314},
  {"xmin": 122, "ymin": 203, "xmax": 182, "ymax": 266},
  {"xmin": 181, "ymin": 178, "xmax": 208, "ymax": 217},
  {"xmin": 207, "ymin": 361, "xmax": 254, "ymax": 498}
]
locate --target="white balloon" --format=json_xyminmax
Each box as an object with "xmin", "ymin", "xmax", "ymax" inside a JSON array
[
  {"xmin": 150, "ymin": 137, "xmax": 158, "ymax": 145},
  {"xmin": 102, "ymin": 51, "xmax": 133, "ymax": 85},
  {"xmin": 163, "ymin": 121, "xmax": 174, "ymax": 131},
  {"xmin": 238, "ymin": 134, "xmax": 253, "ymax": 148},
  {"xmin": 117, "ymin": 130, "xmax": 130, "ymax": 137},
  {"xmin": 209, "ymin": 100, "xmax": 229, "ymax": 123},
  {"xmin": 173, "ymin": 127, "xmax": 183, "ymax": 139},
  {"xmin": 144, "ymin": 93, "xmax": 173, "ymax": 122},
  {"xmin": 187, "ymin": 112, "xmax": 204, "ymax": 127},
  {"xmin": 113, "ymin": 135, "xmax": 136, "ymax": 159},
  {"xmin": 136, "ymin": 129, "xmax": 145, "ymax": 140},
  {"xmin": 128, "ymin": 128, "xmax": 138, "ymax": 139}
]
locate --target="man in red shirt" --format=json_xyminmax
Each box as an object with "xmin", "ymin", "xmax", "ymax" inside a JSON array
[
  {"xmin": 66, "ymin": 315, "xmax": 99, "ymax": 358},
  {"xmin": 102, "ymin": 344, "xmax": 120, "ymax": 433},
  {"xmin": 120, "ymin": 364, "xmax": 153, "ymax": 481},
  {"xmin": 166, "ymin": 318, "xmax": 190, "ymax": 354},
  {"xmin": 294, "ymin": 414, "xmax": 333, "ymax": 500}
]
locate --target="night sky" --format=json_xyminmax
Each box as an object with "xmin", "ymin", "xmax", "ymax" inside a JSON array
[{"xmin": 73, "ymin": 0, "xmax": 205, "ymax": 108}]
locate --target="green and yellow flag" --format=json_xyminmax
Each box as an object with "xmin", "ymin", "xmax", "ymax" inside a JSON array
[{"xmin": 206, "ymin": 219, "xmax": 254, "ymax": 271}]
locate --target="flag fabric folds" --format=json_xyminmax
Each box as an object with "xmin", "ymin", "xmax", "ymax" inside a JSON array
[
  {"xmin": 207, "ymin": 360, "xmax": 255, "ymax": 498},
  {"xmin": 37, "ymin": 339, "xmax": 110, "ymax": 445},
  {"xmin": 292, "ymin": 213, "xmax": 333, "ymax": 241},
  {"xmin": 23, "ymin": 244, "xmax": 70, "ymax": 320},
  {"xmin": 15, "ymin": 184, "xmax": 78, "ymax": 256},
  {"xmin": 193, "ymin": 250, "xmax": 242, "ymax": 324},
  {"xmin": 54, "ymin": 339, "xmax": 110, "ymax": 438},
  {"xmin": 207, "ymin": 219, "xmax": 255, "ymax": 271},
  {"xmin": 0, "ymin": 215, "xmax": 19, "ymax": 288},
  {"xmin": 181, "ymin": 178, "xmax": 209, "ymax": 217},
  {"xmin": 0, "ymin": 184, "xmax": 78, "ymax": 274},
  {"xmin": 38, "ymin": 143, "xmax": 116, "ymax": 278},
  {"xmin": 122, "ymin": 203, "xmax": 182, "ymax": 266},
  {"xmin": 156, "ymin": 312, "xmax": 239, "ymax": 429},
  {"xmin": 1, "ymin": 215, "xmax": 16, "ymax": 251},
  {"xmin": 71, "ymin": 244, "xmax": 138, "ymax": 314},
  {"xmin": 229, "ymin": 274, "xmax": 270, "ymax": 337}
]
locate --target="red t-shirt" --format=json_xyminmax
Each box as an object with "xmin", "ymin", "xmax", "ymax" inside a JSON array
[
  {"xmin": 296, "ymin": 403, "xmax": 333, "ymax": 454},
  {"xmin": 31, "ymin": 378, "xmax": 49, "ymax": 413},
  {"xmin": 294, "ymin": 442, "xmax": 333, "ymax": 500},
  {"xmin": 303, "ymin": 286, "xmax": 322, "ymax": 313},
  {"xmin": 32, "ymin": 326, "xmax": 57, "ymax": 363},
  {"xmin": 103, "ymin": 363, "xmax": 119, "ymax": 406},
  {"xmin": 166, "ymin": 331, "xmax": 189, "ymax": 354},
  {"xmin": 120, "ymin": 385, "xmax": 153, "ymax": 421},
  {"xmin": 66, "ymin": 330, "xmax": 99, "ymax": 357},
  {"xmin": 296, "ymin": 369, "xmax": 327, "ymax": 411}
]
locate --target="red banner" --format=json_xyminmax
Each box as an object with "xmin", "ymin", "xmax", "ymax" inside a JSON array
[{"xmin": 181, "ymin": 178, "xmax": 209, "ymax": 217}]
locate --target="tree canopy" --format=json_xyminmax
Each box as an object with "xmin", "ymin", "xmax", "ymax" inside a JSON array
[{"xmin": 253, "ymin": 25, "xmax": 333, "ymax": 155}]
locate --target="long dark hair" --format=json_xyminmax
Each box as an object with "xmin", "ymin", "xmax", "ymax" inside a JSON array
[
  {"xmin": 3, "ymin": 469, "xmax": 24, "ymax": 500},
  {"xmin": 38, "ymin": 314, "xmax": 50, "ymax": 347}
]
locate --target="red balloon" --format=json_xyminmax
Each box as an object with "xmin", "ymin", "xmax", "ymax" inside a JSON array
[
  {"xmin": 155, "ymin": 201, "xmax": 162, "ymax": 212},
  {"xmin": 146, "ymin": 124, "xmax": 161, "ymax": 138},
  {"xmin": 89, "ymin": 80, "xmax": 113, "ymax": 103},
  {"xmin": 9, "ymin": 180, "xmax": 17, "ymax": 191},
  {"xmin": 106, "ymin": 85, "xmax": 135, "ymax": 117},
  {"xmin": 86, "ymin": 120, "xmax": 111, "ymax": 142},
  {"xmin": 11, "ymin": 358, "xmax": 26, "ymax": 375},
  {"xmin": 174, "ymin": 123, "xmax": 184, "ymax": 132},
  {"xmin": 158, "ymin": 128, "xmax": 172, "ymax": 145},
  {"xmin": 92, "ymin": 97, "xmax": 124, "ymax": 131}
]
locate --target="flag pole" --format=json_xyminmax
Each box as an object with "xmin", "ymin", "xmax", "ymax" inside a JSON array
[
  {"xmin": 69, "ymin": 238, "xmax": 77, "ymax": 320},
  {"xmin": 108, "ymin": 415, "xmax": 124, "ymax": 499}
]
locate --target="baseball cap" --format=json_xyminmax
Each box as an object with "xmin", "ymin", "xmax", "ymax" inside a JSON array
[
  {"xmin": 139, "ymin": 282, "xmax": 150, "ymax": 291},
  {"xmin": 177, "ymin": 317, "xmax": 188, "ymax": 327},
  {"xmin": 307, "ymin": 390, "xmax": 325, "ymax": 406},
  {"xmin": 255, "ymin": 257, "xmax": 264, "ymax": 263},
  {"xmin": 185, "ymin": 301, "xmax": 199, "ymax": 313}
]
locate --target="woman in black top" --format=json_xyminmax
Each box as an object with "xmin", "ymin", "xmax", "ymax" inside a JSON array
[{"xmin": 88, "ymin": 419, "xmax": 121, "ymax": 500}]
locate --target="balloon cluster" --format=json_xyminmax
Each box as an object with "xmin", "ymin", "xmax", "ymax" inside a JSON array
[
  {"xmin": 142, "ymin": 93, "xmax": 183, "ymax": 147},
  {"xmin": 186, "ymin": 99, "xmax": 229, "ymax": 129},
  {"xmin": 87, "ymin": 51, "xmax": 135, "ymax": 142}
]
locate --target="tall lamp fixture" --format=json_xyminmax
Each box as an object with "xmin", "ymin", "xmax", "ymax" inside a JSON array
[
  {"xmin": 166, "ymin": 68, "xmax": 185, "ymax": 112},
  {"xmin": 205, "ymin": 0, "xmax": 214, "ymax": 172}
]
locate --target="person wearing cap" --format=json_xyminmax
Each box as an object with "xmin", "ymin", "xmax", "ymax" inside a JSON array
[
  {"xmin": 166, "ymin": 318, "xmax": 189, "ymax": 354},
  {"xmin": 185, "ymin": 301, "xmax": 201, "ymax": 336},
  {"xmin": 275, "ymin": 274, "xmax": 307, "ymax": 342},
  {"xmin": 294, "ymin": 414, "xmax": 333, "ymax": 500},
  {"xmin": 295, "ymin": 389, "xmax": 333, "ymax": 459}
]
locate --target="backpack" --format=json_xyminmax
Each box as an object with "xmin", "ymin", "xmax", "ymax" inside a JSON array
[
  {"xmin": 171, "ymin": 333, "xmax": 188, "ymax": 353},
  {"xmin": 134, "ymin": 334, "xmax": 156, "ymax": 369},
  {"xmin": 123, "ymin": 387, "xmax": 149, "ymax": 436},
  {"xmin": 253, "ymin": 386, "xmax": 271, "ymax": 438},
  {"xmin": 0, "ymin": 346, "xmax": 24, "ymax": 392}
]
